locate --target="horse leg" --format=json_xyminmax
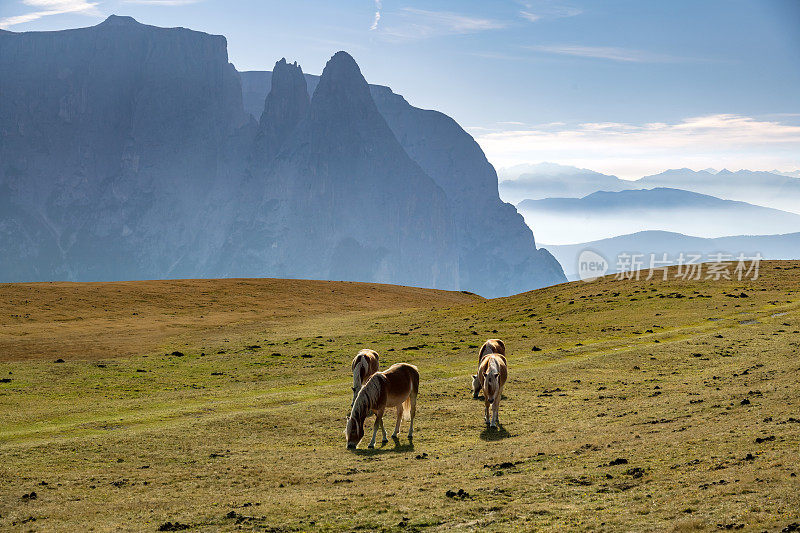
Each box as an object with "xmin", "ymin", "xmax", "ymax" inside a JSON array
[
  {"xmin": 380, "ymin": 415, "xmax": 388, "ymax": 444},
  {"xmin": 492, "ymin": 386, "xmax": 503, "ymax": 427},
  {"xmin": 484, "ymin": 399, "xmax": 490, "ymax": 425},
  {"xmin": 369, "ymin": 409, "xmax": 384, "ymax": 448},
  {"xmin": 408, "ymin": 392, "xmax": 417, "ymax": 439},
  {"xmin": 393, "ymin": 405, "xmax": 402, "ymax": 438}
]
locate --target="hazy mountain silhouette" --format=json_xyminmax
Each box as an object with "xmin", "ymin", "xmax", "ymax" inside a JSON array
[
  {"xmin": 637, "ymin": 168, "xmax": 800, "ymax": 214},
  {"xmin": 500, "ymin": 164, "xmax": 800, "ymax": 215},
  {"xmin": 545, "ymin": 230, "xmax": 800, "ymax": 280},
  {"xmin": 517, "ymin": 188, "xmax": 800, "ymax": 244},
  {"xmin": 497, "ymin": 163, "xmax": 634, "ymax": 203},
  {"xmin": 0, "ymin": 16, "xmax": 565, "ymax": 295}
]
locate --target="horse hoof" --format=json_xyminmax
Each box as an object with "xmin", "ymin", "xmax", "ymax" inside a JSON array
[
  {"xmin": 367, "ymin": 444, "xmax": 374, "ymax": 449},
  {"xmin": 382, "ymin": 439, "xmax": 389, "ymax": 444}
]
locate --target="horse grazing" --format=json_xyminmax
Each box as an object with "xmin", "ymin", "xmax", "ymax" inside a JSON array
[
  {"xmin": 346, "ymin": 363, "xmax": 419, "ymax": 449},
  {"xmin": 472, "ymin": 339, "xmax": 506, "ymax": 398},
  {"xmin": 351, "ymin": 349, "xmax": 379, "ymax": 406},
  {"xmin": 477, "ymin": 353, "xmax": 507, "ymax": 428}
]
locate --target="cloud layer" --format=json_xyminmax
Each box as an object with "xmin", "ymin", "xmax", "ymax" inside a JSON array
[
  {"xmin": 527, "ymin": 44, "xmax": 690, "ymax": 63},
  {"xmin": 473, "ymin": 114, "xmax": 800, "ymax": 179},
  {"xmin": 0, "ymin": 0, "xmax": 99, "ymax": 29},
  {"xmin": 376, "ymin": 8, "xmax": 506, "ymax": 41}
]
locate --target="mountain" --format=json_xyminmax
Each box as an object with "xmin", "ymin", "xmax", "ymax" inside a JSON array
[
  {"xmin": 772, "ymin": 169, "xmax": 800, "ymax": 178},
  {"xmin": 0, "ymin": 15, "xmax": 249, "ymax": 281},
  {"xmin": 497, "ymin": 164, "xmax": 800, "ymax": 216},
  {"xmin": 544, "ymin": 230, "xmax": 800, "ymax": 280},
  {"xmin": 497, "ymin": 163, "xmax": 635, "ymax": 204},
  {"xmin": 517, "ymin": 188, "xmax": 800, "ymax": 244},
  {"xmin": 225, "ymin": 52, "xmax": 459, "ymax": 288},
  {"xmin": 0, "ymin": 16, "xmax": 565, "ymax": 296},
  {"xmin": 240, "ymin": 70, "xmax": 320, "ymax": 119},
  {"xmin": 636, "ymin": 168, "xmax": 800, "ymax": 214},
  {"xmin": 238, "ymin": 72, "xmax": 566, "ymax": 295}
]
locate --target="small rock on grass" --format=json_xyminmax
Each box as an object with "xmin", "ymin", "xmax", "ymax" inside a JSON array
[
  {"xmin": 158, "ymin": 522, "xmax": 190, "ymax": 531},
  {"xmin": 445, "ymin": 489, "xmax": 470, "ymax": 500}
]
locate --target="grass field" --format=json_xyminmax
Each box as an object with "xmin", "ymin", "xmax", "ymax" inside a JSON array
[{"xmin": 1, "ymin": 265, "xmax": 799, "ymax": 531}]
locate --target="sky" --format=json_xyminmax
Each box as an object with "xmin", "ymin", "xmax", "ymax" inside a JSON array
[{"xmin": 1, "ymin": 0, "xmax": 799, "ymax": 179}]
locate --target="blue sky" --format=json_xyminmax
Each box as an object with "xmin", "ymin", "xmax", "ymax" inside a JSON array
[{"xmin": 2, "ymin": 0, "xmax": 799, "ymax": 178}]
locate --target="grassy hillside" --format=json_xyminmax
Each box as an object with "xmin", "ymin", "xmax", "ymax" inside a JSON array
[
  {"xmin": 1, "ymin": 266, "xmax": 799, "ymax": 531},
  {"xmin": 0, "ymin": 278, "xmax": 480, "ymax": 362}
]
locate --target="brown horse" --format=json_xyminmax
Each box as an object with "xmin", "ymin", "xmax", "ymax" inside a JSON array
[
  {"xmin": 472, "ymin": 339, "xmax": 506, "ymax": 398},
  {"xmin": 346, "ymin": 363, "xmax": 419, "ymax": 449},
  {"xmin": 351, "ymin": 349, "xmax": 379, "ymax": 406},
  {"xmin": 477, "ymin": 353, "xmax": 507, "ymax": 428}
]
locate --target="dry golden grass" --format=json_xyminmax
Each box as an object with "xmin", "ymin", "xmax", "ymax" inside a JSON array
[
  {"xmin": 0, "ymin": 278, "xmax": 480, "ymax": 362},
  {"xmin": 1, "ymin": 263, "xmax": 799, "ymax": 531}
]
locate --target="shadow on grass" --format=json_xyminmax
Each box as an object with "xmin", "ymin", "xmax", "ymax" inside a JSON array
[
  {"xmin": 480, "ymin": 424, "xmax": 511, "ymax": 441},
  {"xmin": 352, "ymin": 436, "xmax": 415, "ymax": 455},
  {"xmin": 472, "ymin": 394, "xmax": 508, "ymax": 401}
]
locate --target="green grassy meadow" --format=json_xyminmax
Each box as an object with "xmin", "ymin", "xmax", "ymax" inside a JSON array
[{"xmin": 1, "ymin": 264, "xmax": 799, "ymax": 531}]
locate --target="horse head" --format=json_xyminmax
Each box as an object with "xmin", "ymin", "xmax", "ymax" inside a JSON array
[
  {"xmin": 345, "ymin": 415, "xmax": 364, "ymax": 449},
  {"xmin": 483, "ymin": 368, "xmax": 500, "ymax": 404}
]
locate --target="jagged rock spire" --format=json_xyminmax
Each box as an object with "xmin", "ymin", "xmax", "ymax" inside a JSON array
[{"xmin": 254, "ymin": 58, "xmax": 309, "ymax": 164}]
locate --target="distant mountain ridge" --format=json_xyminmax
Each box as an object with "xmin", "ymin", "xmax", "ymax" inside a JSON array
[
  {"xmin": 516, "ymin": 188, "xmax": 800, "ymax": 244},
  {"xmin": 500, "ymin": 163, "xmax": 800, "ymax": 214},
  {"xmin": 637, "ymin": 168, "xmax": 800, "ymax": 214},
  {"xmin": 498, "ymin": 163, "xmax": 632, "ymax": 203},
  {"xmin": 0, "ymin": 16, "xmax": 565, "ymax": 295},
  {"xmin": 544, "ymin": 230, "xmax": 800, "ymax": 280}
]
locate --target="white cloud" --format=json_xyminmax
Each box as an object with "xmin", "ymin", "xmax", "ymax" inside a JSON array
[
  {"xmin": 378, "ymin": 8, "xmax": 506, "ymax": 41},
  {"xmin": 519, "ymin": 11, "xmax": 541, "ymax": 22},
  {"xmin": 528, "ymin": 44, "xmax": 688, "ymax": 63},
  {"xmin": 517, "ymin": 1, "xmax": 582, "ymax": 22},
  {"xmin": 0, "ymin": 0, "xmax": 100, "ymax": 29},
  {"xmin": 369, "ymin": 0, "xmax": 381, "ymax": 31},
  {"xmin": 473, "ymin": 114, "xmax": 800, "ymax": 179}
]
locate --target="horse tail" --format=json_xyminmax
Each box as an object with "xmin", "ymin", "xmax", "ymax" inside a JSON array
[{"xmin": 402, "ymin": 364, "xmax": 419, "ymax": 421}]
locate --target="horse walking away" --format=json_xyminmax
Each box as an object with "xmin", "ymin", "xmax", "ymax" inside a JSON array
[
  {"xmin": 473, "ymin": 339, "xmax": 506, "ymax": 398},
  {"xmin": 351, "ymin": 349, "xmax": 379, "ymax": 406},
  {"xmin": 477, "ymin": 353, "xmax": 507, "ymax": 428},
  {"xmin": 346, "ymin": 363, "xmax": 419, "ymax": 449}
]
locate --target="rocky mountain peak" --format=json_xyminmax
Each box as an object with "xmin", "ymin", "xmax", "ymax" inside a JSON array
[
  {"xmin": 100, "ymin": 15, "xmax": 140, "ymax": 26},
  {"xmin": 0, "ymin": 23, "xmax": 566, "ymax": 295},
  {"xmin": 254, "ymin": 58, "xmax": 309, "ymax": 162},
  {"xmin": 311, "ymin": 51, "xmax": 374, "ymax": 116}
]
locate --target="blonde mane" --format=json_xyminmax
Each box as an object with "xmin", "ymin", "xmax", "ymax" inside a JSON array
[{"xmin": 350, "ymin": 373, "xmax": 383, "ymax": 421}]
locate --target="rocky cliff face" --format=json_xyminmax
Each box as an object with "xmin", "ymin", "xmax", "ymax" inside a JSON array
[
  {"xmin": 0, "ymin": 15, "xmax": 249, "ymax": 280},
  {"xmin": 221, "ymin": 52, "xmax": 458, "ymax": 287},
  {"xmin": 252, "ymin": 58, "xmax": 309, "ymax": 165},
  {"xmin": 240, "ymin": 73, "xmax": 566, "ymax": 295},
  {"xmin": 0, "ymin": 16, "xmax": 565, "ymax": 295},
  {"xmin": 369, "ymin": 85, "xmax": 565, "ymax": 295}
]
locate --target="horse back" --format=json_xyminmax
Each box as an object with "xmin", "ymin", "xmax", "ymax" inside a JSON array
[
  {"xmin": 479, "ymin": 339, "xmax": 506, "ymax": 362},
  {"xmin": 353, "ymin": 349, "xmax": 379, "ymax": 380},
  {"xmin": 382, "ymin": 363, "xmax": 419, "ymax": 405}
]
